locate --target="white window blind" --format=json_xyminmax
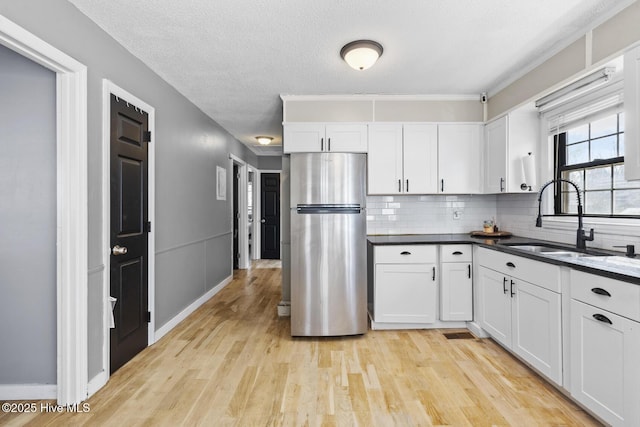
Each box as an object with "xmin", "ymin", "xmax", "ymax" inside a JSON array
[{"xmin": 542, "ymin": 79, "xmax": 624, "ymax": 135}]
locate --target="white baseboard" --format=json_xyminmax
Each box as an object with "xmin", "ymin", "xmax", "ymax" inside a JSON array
[
  {"xmin": 370, "ymin": 320, "xmax": 468, "ymax": 330},
  {"xmin": 154, "ymin": 275, "xmax": 233, "ymax": 342},
  {"xmin": 0, "ymin": 384, "xmax": 57, "ymax": 400},
  {"xmin": 86, "ymin": 371, "xmax": 108, "ymax": 399}
]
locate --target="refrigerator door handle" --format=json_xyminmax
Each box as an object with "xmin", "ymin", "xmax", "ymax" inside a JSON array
[{"xmin": 296, "ymin": 204, "xmax": 362, "ymax": 214}]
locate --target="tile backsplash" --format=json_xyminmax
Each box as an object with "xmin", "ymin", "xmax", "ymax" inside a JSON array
[
  {"xmin": 366, "ymin": 193, "xmax": 640, "ymax": 253},
  {"xmin": 496, "ymin": 193, "xmax": 640, "ymax": 251},
  {"xmin": 366, "ymin": 194, "xmax": 498, "ymax": 235}
]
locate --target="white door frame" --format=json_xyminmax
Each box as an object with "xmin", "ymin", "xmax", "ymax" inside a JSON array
[
  {"xmin": 230, "ymin": 154, "xmax": 249, "ymax": 269},
  {"xmin": 0, "ymin": 16, "xmax": 88, "ymax": 404},
  {"xmin": 100, "ymin": 80, "xmax": 156, "ymax": 386},
  {"xmin": 247, "ymin": 165, "xmax": 259, "ymax": 260}
]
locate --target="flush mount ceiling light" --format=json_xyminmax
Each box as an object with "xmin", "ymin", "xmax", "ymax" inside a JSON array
[
  {"xmin": 340, "ymin": 40, "xmax": 383, "ymax": 71},
  {"xmin": 256, "ymin": 136, "xmax": 273, "ymax": 145}
]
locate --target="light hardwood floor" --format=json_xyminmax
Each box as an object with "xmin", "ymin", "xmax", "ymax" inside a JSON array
[{"xmin": 1, "ymin": 260, "xmax": 601, "ymax": 426}]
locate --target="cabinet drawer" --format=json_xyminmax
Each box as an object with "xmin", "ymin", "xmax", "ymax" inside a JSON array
[
  {"xmin": 477, "ymin": 247, "xmax": 561, "ymax": 293},
  {"xmin": 570, "ymin": 270, "xmax": 640, "ymax": 322},
  {"xmin": 374, "ymin": 245, "xmax": 436, "ymax": 263},
  {"xmin": 440, "ymin": 244, "xmax": 472, "ymax": 262}
]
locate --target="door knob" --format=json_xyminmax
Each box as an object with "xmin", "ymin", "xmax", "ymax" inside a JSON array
[
  {"xmin": 112, "ymin": 245, "xmax": 128, "ymax": 256},
  {"xmin": 261, "ymin": 219, "xmax": 266, "ymax": 223}
]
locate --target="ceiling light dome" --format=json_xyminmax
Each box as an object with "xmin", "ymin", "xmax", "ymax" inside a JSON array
[
  {"xmin": 340, "ymin": 40, "xmax": 383, "ymax": 71},
  {"xmin": 256, "ymin": 136, "xmax": 273, "ymax": 145}
]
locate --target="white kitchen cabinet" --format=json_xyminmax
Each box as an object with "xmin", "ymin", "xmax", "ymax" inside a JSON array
[
  {"xmin": 484, "ymin": 116, "xmax": 508, "ymax": 193},
  {"xmin": 484, "ymin": 111, "xmax": 538, "ymax": 193},
  {"xmin": 438, "ymin": 124, "xmax": 483, "ymax": 193},
  {"xmin": 478, "ymin": 266, "xmax": 512, "ymax": 345},
  {"xmin": 476, "ymin": 248, "xmax": 562, "ymax": 385},
  {"xmin": 283, "ymin": 123, "xmax": 367, "ymax": 153},
  {"xmin": 368, "ymin": 124, "xmax": 404, "ymax": 194},
  {"xmin": 570, "ymin": 271, "xmax": 640, "ymax": 426},
  {"xmin": 511, "ymin": 278, "xmax": 561, "ymax": 385},
  {"xmin": 625, "ymin": 45, "xmax": 640, "ymax": 180},
  {"xmin": 367, "ymin": 123, "xmax": 438, "ymax": 194},
  {"xmin": 404, "ymin": 124, "xmax": 439, "ymax": 193},
  {"xmin": 440, "ymin": 244, "xmax": 473, "ymax": 321},
  {"xmin": 372, "ymin": 245, "xmax": 437, "ymax": 323}
]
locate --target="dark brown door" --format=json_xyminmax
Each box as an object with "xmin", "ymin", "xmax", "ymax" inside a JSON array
[
  {"xmin": 232, "ymin": 164, "xmax": 239, "ymax": 269},
  {"xmin": 110, "ymin": 94, "xmax": 149, "ymax": 373},
  {"xmin": 260, "ymin": 173, "xmax": 280, "ymax": 259}
]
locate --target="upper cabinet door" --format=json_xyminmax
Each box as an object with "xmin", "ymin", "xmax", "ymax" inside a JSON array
[
  {"xmin": 403, "ymin": 124, "xmax": 438, "ymax": 194},
  {"xmin": 484, "ymin": 116, "xmax": 508, "ymax": 193},
  {"xmin": 283, "ymin": 124, "xmax": 325, "ymax": 153},
  {"xmin": 438, "ymin": 124, "xmax": 482, "ymax": 194},
  {"xmin": 368, "ymin": 124, "xmax": 403, "ymax": 195},
  {"xmin": 325, "ymin": 124, "xmax": 368, "ymax": 153},
  {"xmin": 283, "ymin": 123, "xmax": 367, "ymax": 153},
  {"xmin": 625, "ymin": 45, "xmax": 640, "ymax": 180}
]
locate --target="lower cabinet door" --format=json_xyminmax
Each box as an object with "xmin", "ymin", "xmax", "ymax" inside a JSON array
[
  {"xmin": 477, "ymin": 266, "xmax": 512, "ymax": 347},
  {"xmin": 570, "ymin": 299, "xmax": 640, "ymax": 427},
  {"xmin": 440, "ymin": 262, "xmax": 472, "ymax": 321},
  {"xmin": 511, "ymin": 279, "xmax": 562, "ymax": 385},
  {"xmin": 374, "ymin": 263, "xmax": 436, "ymax": 323}
]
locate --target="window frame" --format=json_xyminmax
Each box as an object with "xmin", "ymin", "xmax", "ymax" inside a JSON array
[{"xmin": 553, "ymin": 111, "xmax": 639, "ymax": 219}]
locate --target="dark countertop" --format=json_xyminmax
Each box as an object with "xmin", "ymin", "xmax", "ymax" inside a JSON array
[{"xmin": 367, "ymin": 233, "xmax": 640, "ymax": 284}]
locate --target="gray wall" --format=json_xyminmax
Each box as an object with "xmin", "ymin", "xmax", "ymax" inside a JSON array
[
  {"xmin": 0, "ymin": 0, "xmax": 258, "ymax": 382},
  {"xmin": 0, "ymin": 44, "xmax": 57, "ymax": 384},
  {"xmin": 258, "ymin": 155, "xmax": 283, "ymax": 170}
]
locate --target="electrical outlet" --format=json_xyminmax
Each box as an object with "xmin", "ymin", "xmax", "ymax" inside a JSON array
[{"xmin": 453, "ymin": 210, "xmax": 462, "ymax": 220}]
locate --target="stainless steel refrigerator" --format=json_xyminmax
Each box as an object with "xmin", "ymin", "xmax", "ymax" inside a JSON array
[{"xmin": 290, "ymin": 153, "xmax": 367, "ymax": 336}]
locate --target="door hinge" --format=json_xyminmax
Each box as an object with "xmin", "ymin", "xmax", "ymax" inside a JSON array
[
  {"xmin": 147, "ymin": 311, "xmax": 151, "ymax": 323},
  {"xmin": 146, "ymin": 221, "xmax": 151, "ymax": 233},
  {"xmin": 143, "ymin": 130, "xmax": 152, "ymax": 142}
]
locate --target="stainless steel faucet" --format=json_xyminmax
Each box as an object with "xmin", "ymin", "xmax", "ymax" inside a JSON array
[{"xmin": 535, "ymin": 179, "xmax": 594, "ymax": 250}]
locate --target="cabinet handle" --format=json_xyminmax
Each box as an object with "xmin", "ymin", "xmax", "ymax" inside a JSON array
[
  {"xmin": 452, "ymin": 251, "xmax": 463, "ymax": 255},
  {"xmin": 406, "ymin": 179, "xmax": 409, "ymax": 193},
  {"xmin": 328, "ymin": 138, "xmax": 331, "ymax": 151},
  {"xmin": 500, "ymin": 177, "xmax": 505, "ymax": 192},
  {"xmin": 398, "ymin": 179, "xmax": 402, "ymax": 192},
  {"xmin": 432, "ymin": 266, "xmax": 436, "ymax": 281},
  {"xmin": 591, "ymin": 287, "xmax": 612, "ymax": 297},
  {"xmin": 441, "ymin": 179, "xmax": 444, "ymax": 192},
  {"xmin": 506, "ymin": 262, "xmax": 516, "ymax": 268},
  {"xmin": 467, "ymin": 264, "xmax": 471, "ymax": 279},
  {"xmin": 400, "ymin": 251, "xmax": 411, "ymax": 255},
  {"xmin": 321, "ymin": 138, "xmax": 324, "ymax": 151},
  {"xmin": 510, "ymin": 279, "xmax": 515, "ymax": 298},
  {"xmin": 593, "ymin": 313, "xmax": 612, "ymax": 325},
  {"xmin": 503, "ymin": 277, "xmax": 508, "ymax": 294}
]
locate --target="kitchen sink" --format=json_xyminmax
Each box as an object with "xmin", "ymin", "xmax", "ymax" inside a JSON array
[
  {"xmin": 506, "ymin": 244, "xmax": 567, "ymax": 253},
  {"xmin": 505, "ymin": 243, "xmax": 608, "ymax": 258}
]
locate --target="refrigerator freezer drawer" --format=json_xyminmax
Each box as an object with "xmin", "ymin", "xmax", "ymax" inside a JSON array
[{"xmin": 291, "ymin": 210, "xmax": 367, "ymax": 336}]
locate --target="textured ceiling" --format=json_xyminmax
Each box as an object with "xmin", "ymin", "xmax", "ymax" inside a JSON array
[{"xmin": 68, "ymin": 0, "xmax": 631, "ymax": 156}]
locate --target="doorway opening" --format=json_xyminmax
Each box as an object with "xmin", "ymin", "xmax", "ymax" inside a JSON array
[
  {"xmin": 230, "ymin": 155, "xmax": 249, "ymax": 269},
  {"xmin": 0, "ymin": 16, "xmax": 88, "ymax": 404}
]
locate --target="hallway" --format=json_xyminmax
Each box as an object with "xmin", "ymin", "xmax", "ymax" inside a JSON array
[{"xmin": 1, "ymin": 261, "xmax": 599, "ymax": 426}]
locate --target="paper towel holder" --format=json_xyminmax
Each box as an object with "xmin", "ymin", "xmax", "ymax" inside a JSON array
[{"xmin": 520, "ymin": 152, "xmax": 536, "ymax": 191}]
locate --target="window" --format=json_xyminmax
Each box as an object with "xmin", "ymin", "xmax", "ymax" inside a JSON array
[{"xmin": 554, "ymin": 111, "xmax": 640, "ymax": 216}]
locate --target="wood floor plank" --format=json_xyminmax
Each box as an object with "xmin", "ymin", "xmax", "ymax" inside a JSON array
[{"xmin": 1, "ymin": 260, "xmax": 603, "ymax": 426}]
